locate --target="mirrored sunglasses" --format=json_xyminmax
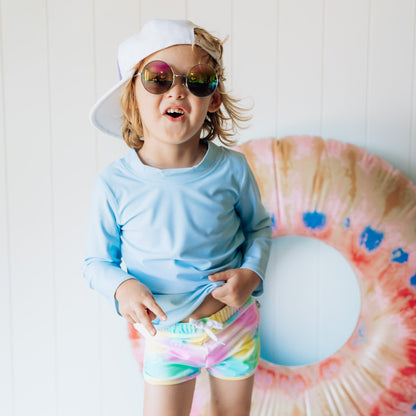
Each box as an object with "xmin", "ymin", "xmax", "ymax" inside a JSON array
[{"xmin": 136, "ymin": 60, "xmax": 218, "ymax": 97}]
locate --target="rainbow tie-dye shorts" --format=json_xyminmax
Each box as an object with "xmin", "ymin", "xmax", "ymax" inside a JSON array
[{"xmin": 135, "ymin": 297, "xmax": 261, "ymax": 386}]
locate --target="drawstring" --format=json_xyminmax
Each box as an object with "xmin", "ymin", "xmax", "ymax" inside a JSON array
[{"xmin": 189, "ymin": 318, "xmax": 225, "ymax": 345}]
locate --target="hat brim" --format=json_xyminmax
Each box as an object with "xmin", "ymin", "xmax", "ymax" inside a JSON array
[{"xmin": 89, "ymin": 78, "xmax": 128, "ymax": 139}]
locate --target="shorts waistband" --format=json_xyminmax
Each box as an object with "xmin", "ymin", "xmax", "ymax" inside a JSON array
[{"xmin": 161, "ymin": 297, "xmax": 256, "ymax": 336}]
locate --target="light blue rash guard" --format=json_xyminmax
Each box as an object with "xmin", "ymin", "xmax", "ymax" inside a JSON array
[{"xmin": 83, "ymin": 141, "xmax": 272, "ymax": 328}]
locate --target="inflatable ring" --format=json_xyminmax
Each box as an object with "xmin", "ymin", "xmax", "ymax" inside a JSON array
[{"xmin": 128, "ymin": 136, "xmax": 416, "ymax": 415}]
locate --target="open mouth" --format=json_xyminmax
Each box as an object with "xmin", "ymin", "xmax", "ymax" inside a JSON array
[{"xmin": 165, "ymin": 108, "xmax": 185, "ymax": 119}]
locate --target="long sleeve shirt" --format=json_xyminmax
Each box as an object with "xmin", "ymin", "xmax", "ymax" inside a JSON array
[{"xmin": 83, "ymin": 141, "xmax": 272, "ymax": 328}]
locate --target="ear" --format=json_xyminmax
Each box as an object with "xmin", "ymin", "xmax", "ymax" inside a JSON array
[{"xmin": 208, "ymin": 92, "xmax": 222, "ymax": 113}]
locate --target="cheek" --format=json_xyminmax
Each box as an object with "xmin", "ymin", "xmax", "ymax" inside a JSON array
[
  {"xmin": 136, "ymin": 91, "xmax": 158, "ymax": 122},
  {"xmin": 191, "ymin": 108, "xmax": 209, "ymax": 129},
  {"xmin": 193, "ymin": 99, "xmax": 213, "ymax": 121}
]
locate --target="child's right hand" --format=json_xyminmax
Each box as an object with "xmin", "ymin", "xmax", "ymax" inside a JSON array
[{"xmin": 115, "ymin": 278, "xmax": 167, "ymax": 336}]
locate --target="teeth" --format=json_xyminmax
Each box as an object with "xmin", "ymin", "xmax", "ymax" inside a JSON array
[{"xmin": 166, "ymin": 109, "xmax": 184, "ymax": 115}]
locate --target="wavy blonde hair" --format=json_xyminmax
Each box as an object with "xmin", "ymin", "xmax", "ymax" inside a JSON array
[{"xmin": 120, "ymin": 27, "xmax": 250, "ymax": 150}]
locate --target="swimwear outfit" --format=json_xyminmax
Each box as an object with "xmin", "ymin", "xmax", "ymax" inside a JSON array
[
  {"xmin": 83, "ymin": 141, "xmax": 272, "ymax": 385},
  {"xmin": 136, "ymin": 297, "xmax": 260, "ymax": 385}
]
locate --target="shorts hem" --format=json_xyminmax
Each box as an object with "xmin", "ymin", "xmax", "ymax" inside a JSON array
[
  {"xmin": 206, "ymin": 368, "xmax": 258, "ymax": 381},
  {"xmin": 144, "ymin": 371, "xmax": 200, "ymax": 386}
]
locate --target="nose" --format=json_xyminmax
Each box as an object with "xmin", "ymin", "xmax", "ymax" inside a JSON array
[{"xmin": 167, "ymin": 75, "xmax": 187, "ymax": 99}]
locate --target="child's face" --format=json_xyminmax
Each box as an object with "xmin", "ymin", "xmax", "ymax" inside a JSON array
[{"xmin": 134, "ymin": 45, "xmax": 221, "ymax": 148}]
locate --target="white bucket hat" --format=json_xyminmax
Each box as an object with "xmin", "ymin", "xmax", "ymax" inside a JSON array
[{"xmin": 89, "ymin": 19, "xmax": 222, "ymax": 139}]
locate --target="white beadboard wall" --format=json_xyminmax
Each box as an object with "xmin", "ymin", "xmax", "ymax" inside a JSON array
[{"xmin": 1, "ymin": 0, "xmax": 415, "ymax": 415}]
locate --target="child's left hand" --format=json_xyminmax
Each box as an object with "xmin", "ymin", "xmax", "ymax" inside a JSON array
[{"xmin": 208, "ymin": 268, "xmax": 262, "ymax": 308}]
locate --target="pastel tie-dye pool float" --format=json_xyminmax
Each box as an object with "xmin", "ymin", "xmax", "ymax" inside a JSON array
[{"xmin": 128, "ymin": 135, "xmax": 416, "ymax": 415}]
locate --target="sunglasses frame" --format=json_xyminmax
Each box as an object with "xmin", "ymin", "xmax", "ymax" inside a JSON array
[{"xmin": 135, "ymin": 60, "xmax": 219, "ymax": 97}]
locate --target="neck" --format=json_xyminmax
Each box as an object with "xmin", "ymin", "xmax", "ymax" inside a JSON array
[{"xmin": 137, "ymin": 140, "xmax": 207, "ymax": 170}]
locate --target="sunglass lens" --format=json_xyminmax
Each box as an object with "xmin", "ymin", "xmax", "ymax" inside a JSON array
[
  {"xmin": 187, "ymin": 65, "xmax": 218, "ymax": 97},
  {"xmin": 141, "ymin": 61, "xmax": 173, "ymax": 94}
]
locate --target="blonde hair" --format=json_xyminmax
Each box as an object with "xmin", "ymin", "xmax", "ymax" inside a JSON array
[{"xmin": 120, "ymin": 27, "xmax": 250, "ymax": 150}]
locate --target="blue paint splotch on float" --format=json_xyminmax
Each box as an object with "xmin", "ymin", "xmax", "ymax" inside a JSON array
[
  {"xmin": 303, "ymin": 211, "xmax": 327, "ymax": 230},
  {"xmin": 410, "ymin": 274, "xmax": 416, "ymax": 287},
  {"xmin": 392, "ymin": 248, "xmax": 409, "ymax": 264},
  {"xmin": 269, "ymin": 212, "xmax": 277, "ymax": 231},
  {"xmin": 359, "ymin": 226, "xmax": 384, "ymax": 252},
  {"xmin": 351, "ymin": 322, "xmax": 366, "ymax": 347},
  {"xmin": 342, "ymin": 217, "xmax": 351, "ymax": 228}
]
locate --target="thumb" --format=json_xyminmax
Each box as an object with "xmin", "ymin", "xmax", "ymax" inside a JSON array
[{"xmin": 209, "ymin": 271, "xmax": 230, "ymax": 282}]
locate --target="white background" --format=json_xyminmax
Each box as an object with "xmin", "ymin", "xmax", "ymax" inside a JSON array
[{"xmin": 1, "ymin": 0, "xmax": 415, "ymax": 415}]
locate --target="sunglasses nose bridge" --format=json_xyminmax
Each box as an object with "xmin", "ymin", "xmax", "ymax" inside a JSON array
[
  {"xmin": 172, "ymin": 74, "xmax": 187, "ymax": 87},
  {"xmin": 166, "ymin": 74, "xmax": 189, "ymax": 98}
]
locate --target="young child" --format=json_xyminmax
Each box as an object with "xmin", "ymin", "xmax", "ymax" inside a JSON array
[{"xmin": 84, "ymin": 19, "xmax": 272, "ymax": 416}]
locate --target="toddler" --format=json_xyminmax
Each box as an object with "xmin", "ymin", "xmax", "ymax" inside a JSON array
[{"xmin": 84, "ymin": 19, "xmax": 272, "ymax": 416}]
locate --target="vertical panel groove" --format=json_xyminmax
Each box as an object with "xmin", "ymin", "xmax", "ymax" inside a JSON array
[
  {"xmin": 230, "ymin": 0, "xmax": 234, "ymax": 92},
  {"xmin": 316, "ymin": 0, "xmax": 326, "ymax": 361},
  {"xmin": 275, "ymin": 0, "xmax": 280, "ymax": 137},
  {"xmin": 320, "ymin": 0, "xmax": 326, "ymax": 136},
  {"xmin": 44, "ymin": 1, "xmax": 59, "ymax": 414},
  {"xmin": 364, "ymin": 0, "xmax": 373, "ymax": 149},
  {"xmin": 409, "ymin": 0, "xmax": 416, "ymax": 176},
  {"xmin": 0, "ymin": 0, "xmax": 14, "ymax": 413},
  {"xmin": 91, "ymin": 0, "xmax": 98, "ymax": 172},
  {"xmin": 91, "ymin": 2, "xmax": 103, "ymax": 415}
]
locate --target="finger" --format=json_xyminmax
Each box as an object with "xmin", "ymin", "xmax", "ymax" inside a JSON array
[
  {"xmin": 131, "ymin": 305, "xmax": 157, "ymax": 335},
  {"xmin": 124, "ymin": 313, "xmax": 136, "ymax": 324},
  {"xmin": 136, "ymin": 309, "xmax": 157, "ymax": 336},
  {"xmin": 208, "ymin": 271, "xmax": 229, "ymax": 282},
  {"xmin": 144, "ymin": 298, "xmax": 167, "ymax": 322},
  {"xmin": 147, "ymin": 309, "xmax": 157, "ymax": 321},
  {"xmin": 211, "ymin": 285, "xmax": 229, "ymax": 302}
]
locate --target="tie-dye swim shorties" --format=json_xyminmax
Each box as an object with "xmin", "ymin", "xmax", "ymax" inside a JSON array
[{"xmin": 135, "ymin": 297, "xmax": 260, "ymax": 386}]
